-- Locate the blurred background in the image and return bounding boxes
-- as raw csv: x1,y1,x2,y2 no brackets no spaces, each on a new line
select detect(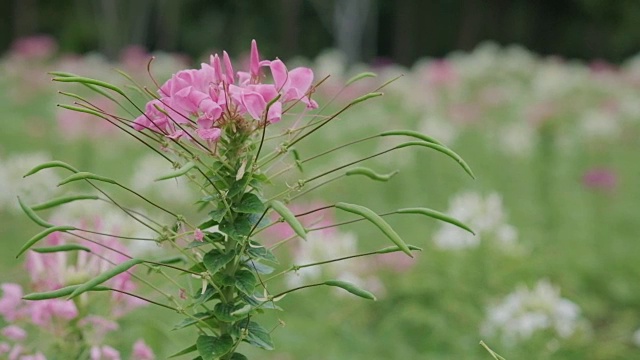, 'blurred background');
1,0,640,359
